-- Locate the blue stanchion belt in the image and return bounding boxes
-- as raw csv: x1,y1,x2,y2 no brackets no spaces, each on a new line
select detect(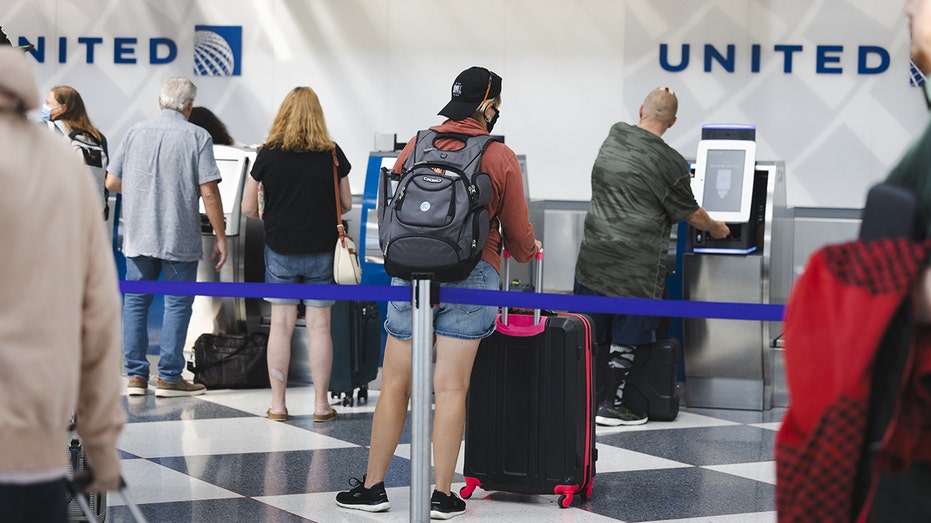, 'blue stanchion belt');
118,281,785,322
